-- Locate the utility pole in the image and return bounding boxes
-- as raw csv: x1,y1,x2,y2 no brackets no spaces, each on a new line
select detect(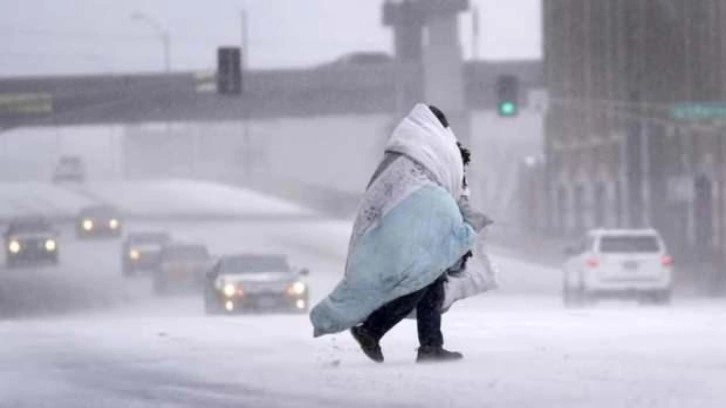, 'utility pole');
240,10,249,70
162,32,171,73
471,3,480,60
131,12,171,72
240,9,252,180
